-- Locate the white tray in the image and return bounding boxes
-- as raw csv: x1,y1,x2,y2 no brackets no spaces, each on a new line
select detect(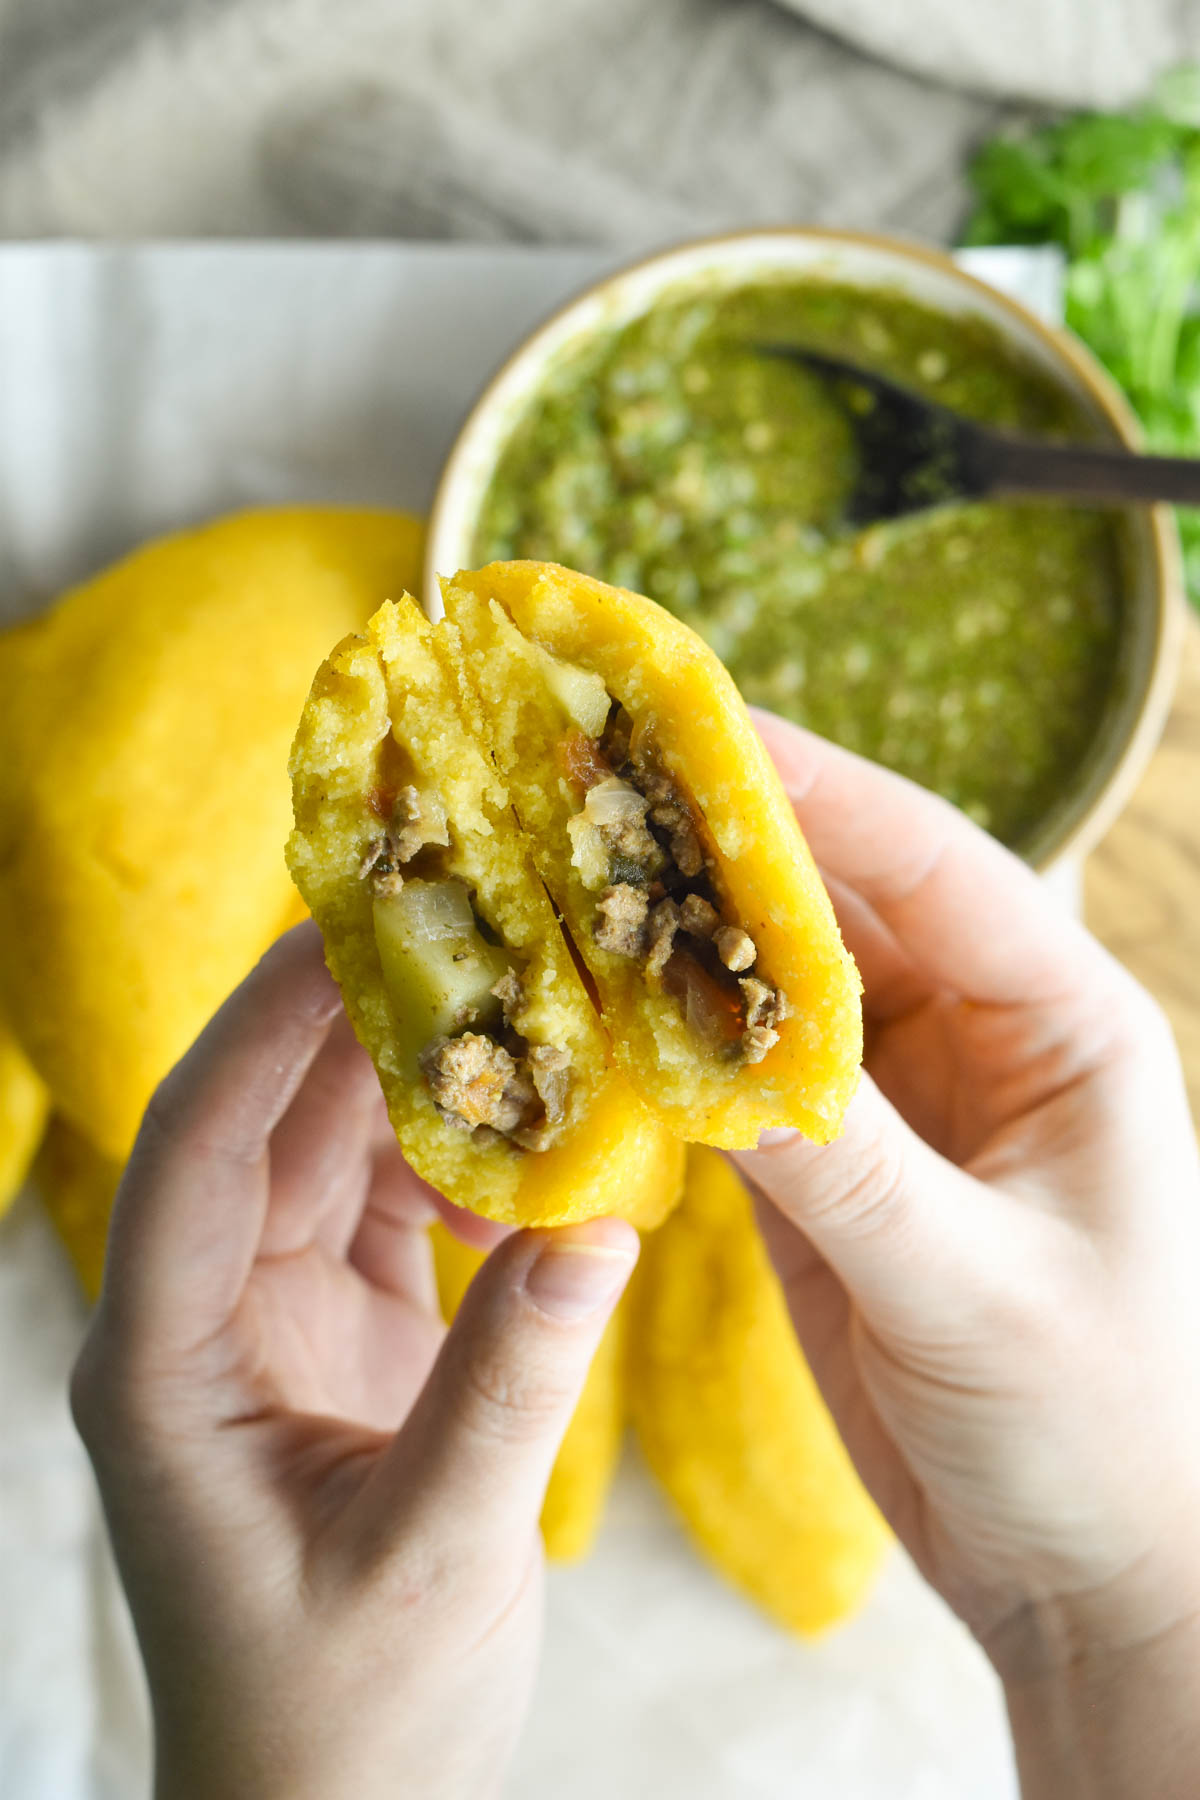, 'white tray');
0,241,1055,1800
